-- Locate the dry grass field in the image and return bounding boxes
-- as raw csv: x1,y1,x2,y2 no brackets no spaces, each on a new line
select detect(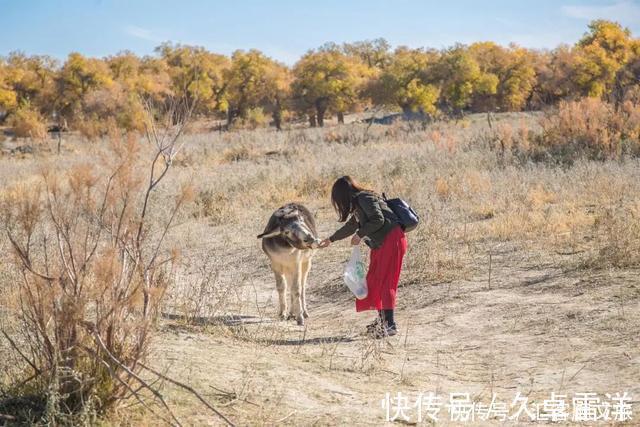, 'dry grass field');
1,111,639,425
